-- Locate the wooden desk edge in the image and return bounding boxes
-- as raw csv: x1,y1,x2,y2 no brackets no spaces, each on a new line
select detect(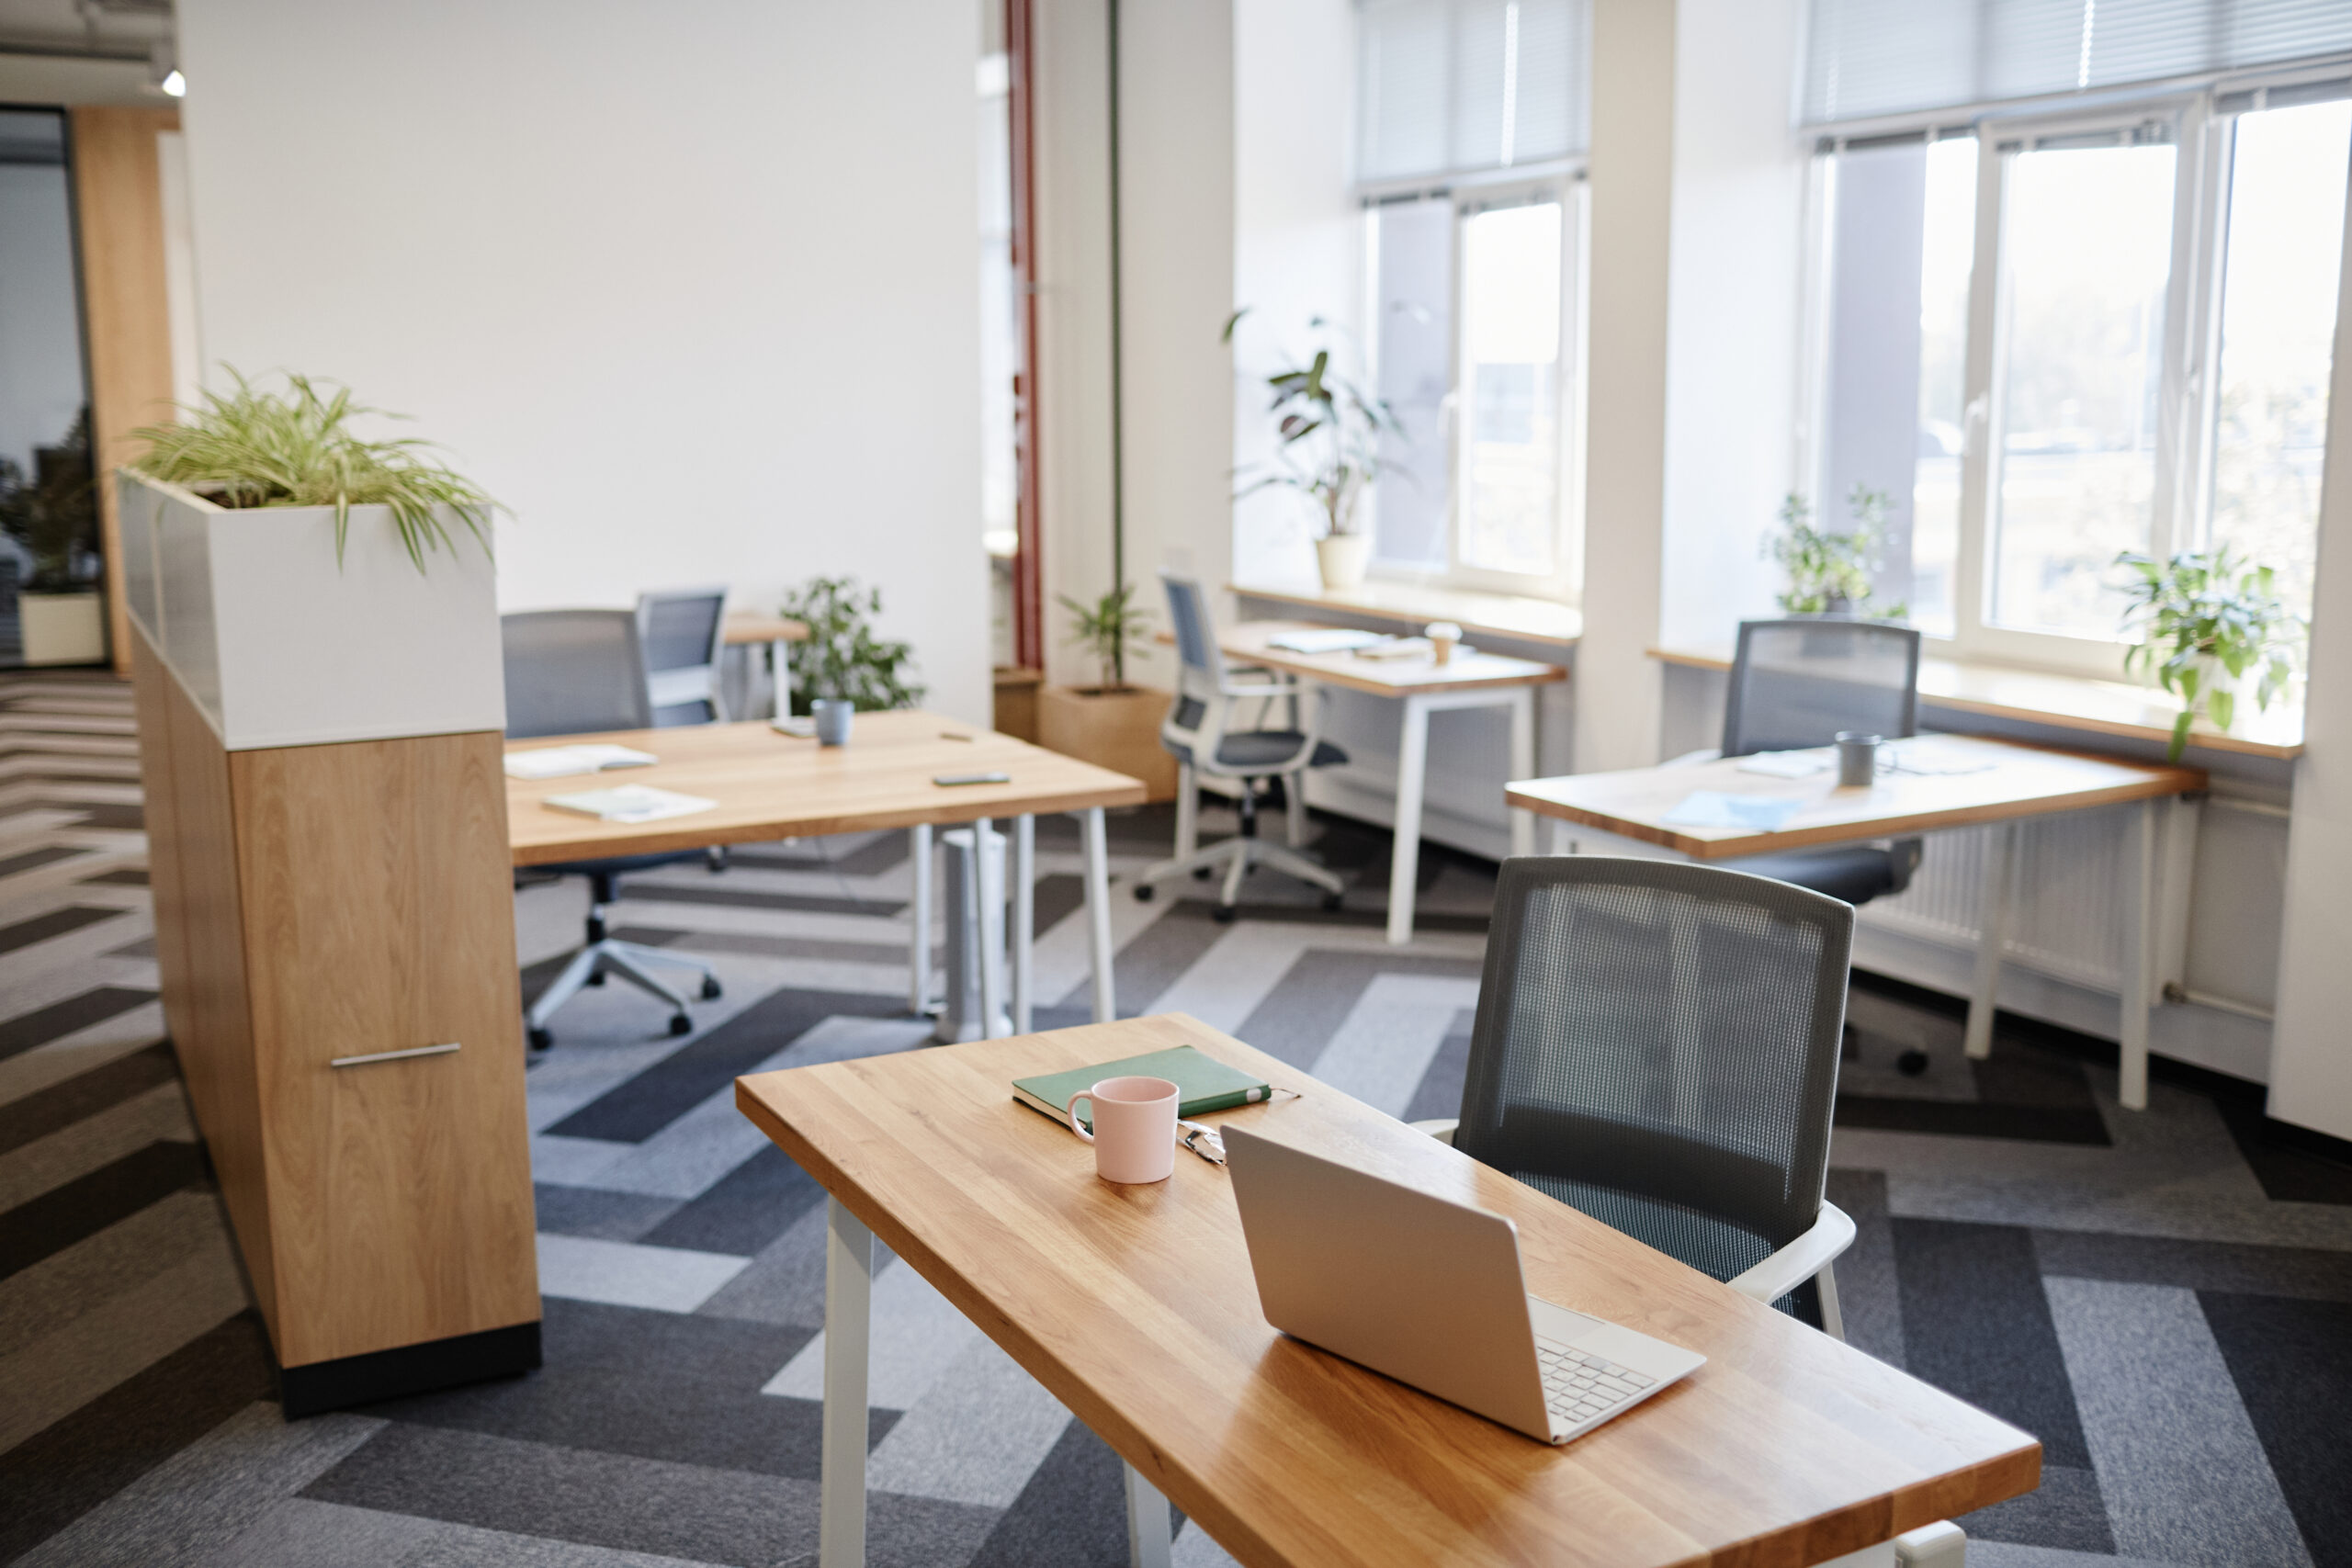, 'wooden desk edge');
1505,768,2205,860
511,779,1148,866
1229,581,1582,649
733,1020,2045,1568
